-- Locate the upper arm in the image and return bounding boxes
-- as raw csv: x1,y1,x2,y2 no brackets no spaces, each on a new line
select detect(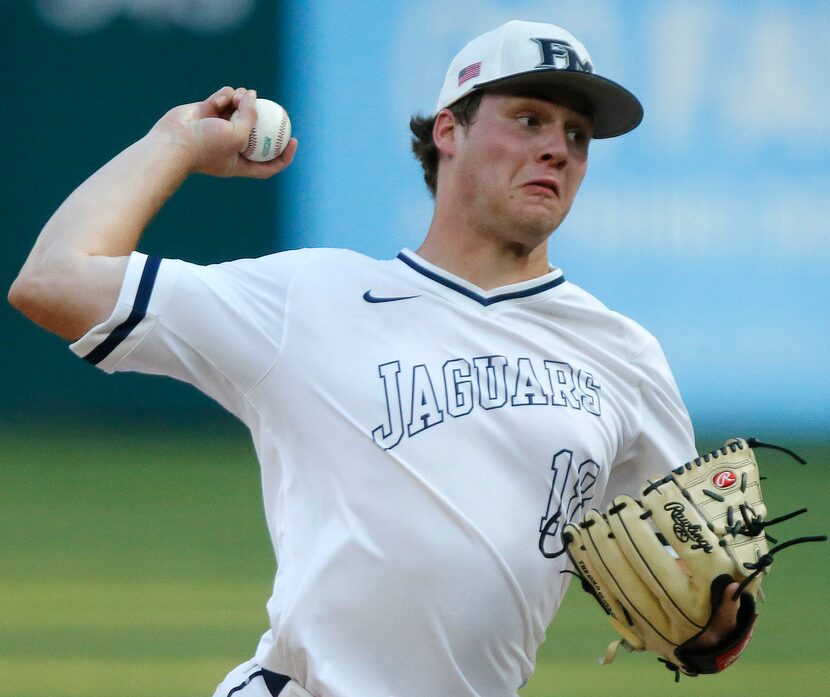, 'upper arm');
8,254,129,341
604,335,697,502
68,251,314,416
